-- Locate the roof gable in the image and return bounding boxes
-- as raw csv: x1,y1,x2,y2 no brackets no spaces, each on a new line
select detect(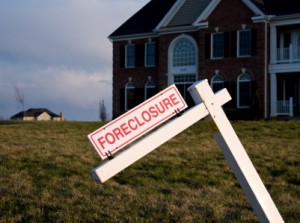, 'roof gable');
166,0,212,27
193,0,265,26
157,0,265,30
